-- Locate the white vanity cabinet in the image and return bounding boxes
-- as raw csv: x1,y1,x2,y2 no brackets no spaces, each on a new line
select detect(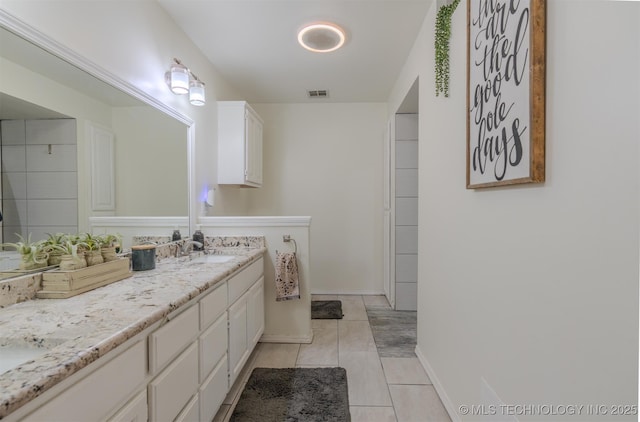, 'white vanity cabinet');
198,282,229,422
12,253,265,422
147,256,264,422
247,277,265,351
228,278,265,385
228,292,249,385
227,257,265,386
218,101,263,187
229,275,264,384
147,304,200,421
